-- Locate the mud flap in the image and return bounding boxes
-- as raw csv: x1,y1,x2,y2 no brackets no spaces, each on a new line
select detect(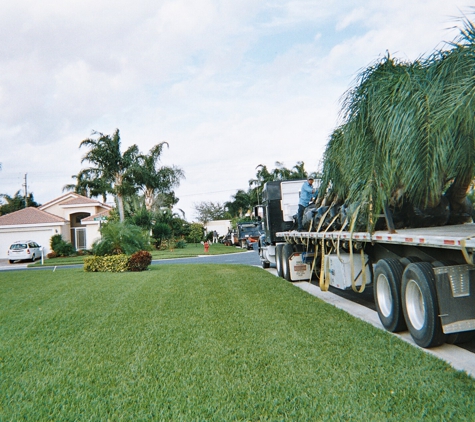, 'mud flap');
433,265,475,334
